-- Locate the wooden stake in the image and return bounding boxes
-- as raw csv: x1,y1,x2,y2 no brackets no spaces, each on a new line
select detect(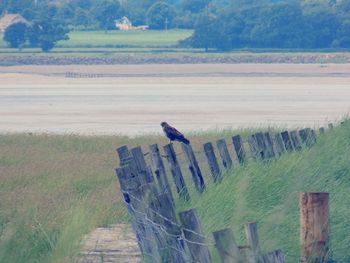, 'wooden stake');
179,209,212,263
280,131,294,152
182,143,206,193
216,139,233,171
300,192,330,263
232,135,246,164
213,228,240,263
164,143,190,201
290,130,303,151
149,144,174,204
204,142,222,182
